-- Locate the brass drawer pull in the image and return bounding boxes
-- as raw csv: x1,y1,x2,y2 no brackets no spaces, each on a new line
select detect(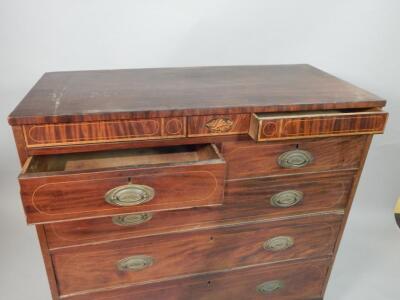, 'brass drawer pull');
270,190,303,208
117,255,154,272
278,149,313,168
112,213,153,226
105,184,155,207
256,280,284,294
263,236,294,252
